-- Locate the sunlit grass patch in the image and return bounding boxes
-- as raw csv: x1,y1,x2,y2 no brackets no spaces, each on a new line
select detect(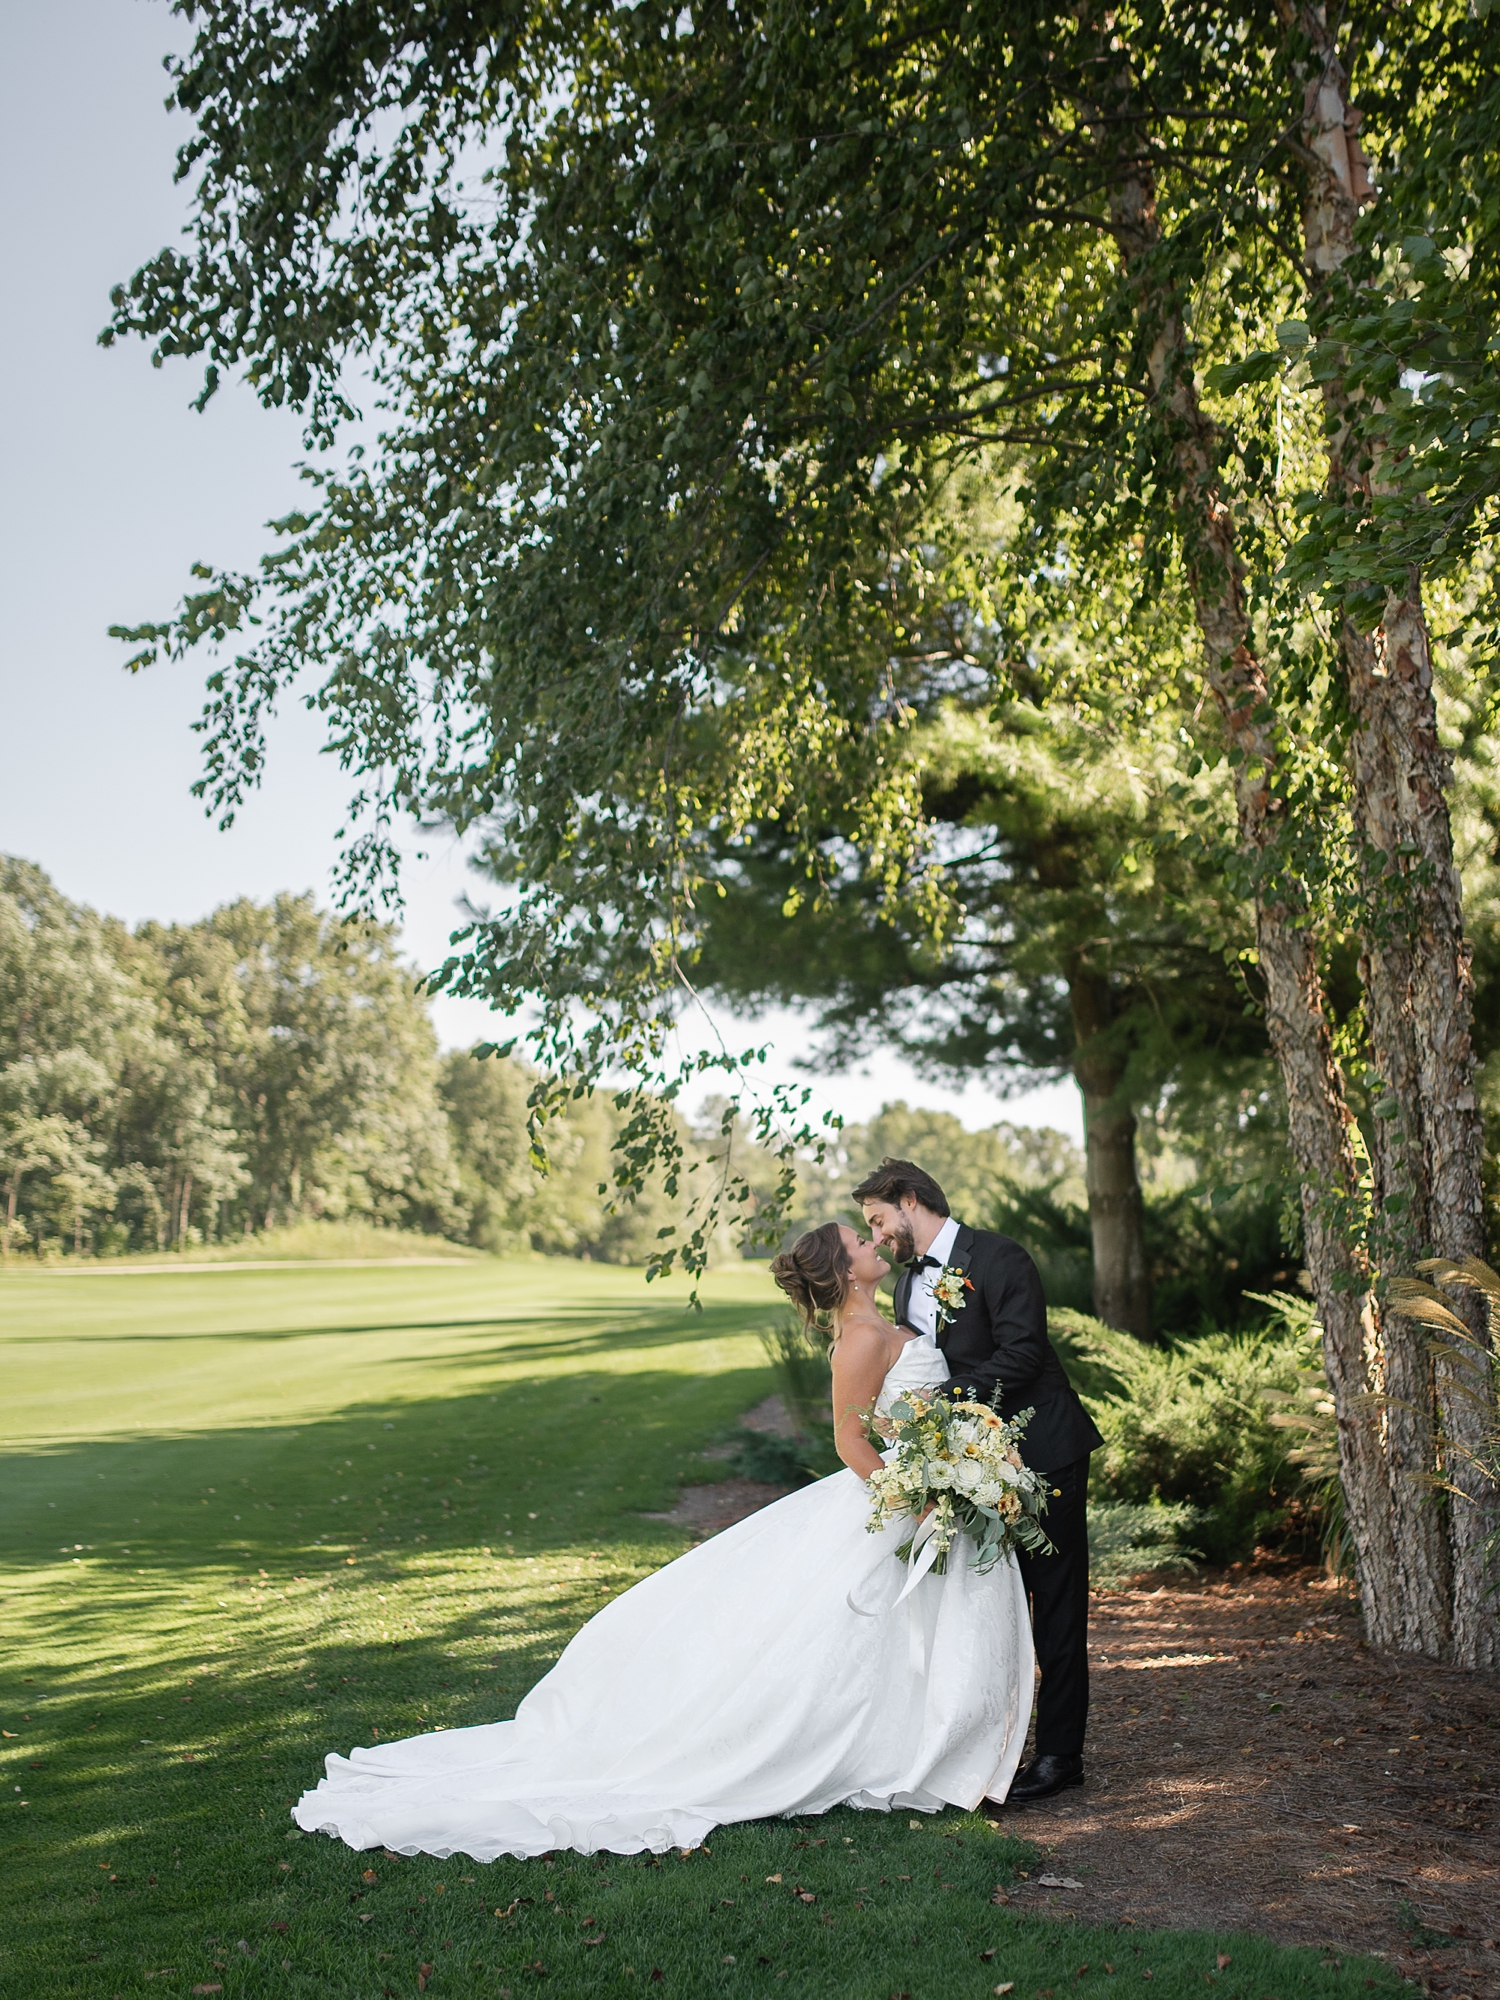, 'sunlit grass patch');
2,1260,1403,1997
